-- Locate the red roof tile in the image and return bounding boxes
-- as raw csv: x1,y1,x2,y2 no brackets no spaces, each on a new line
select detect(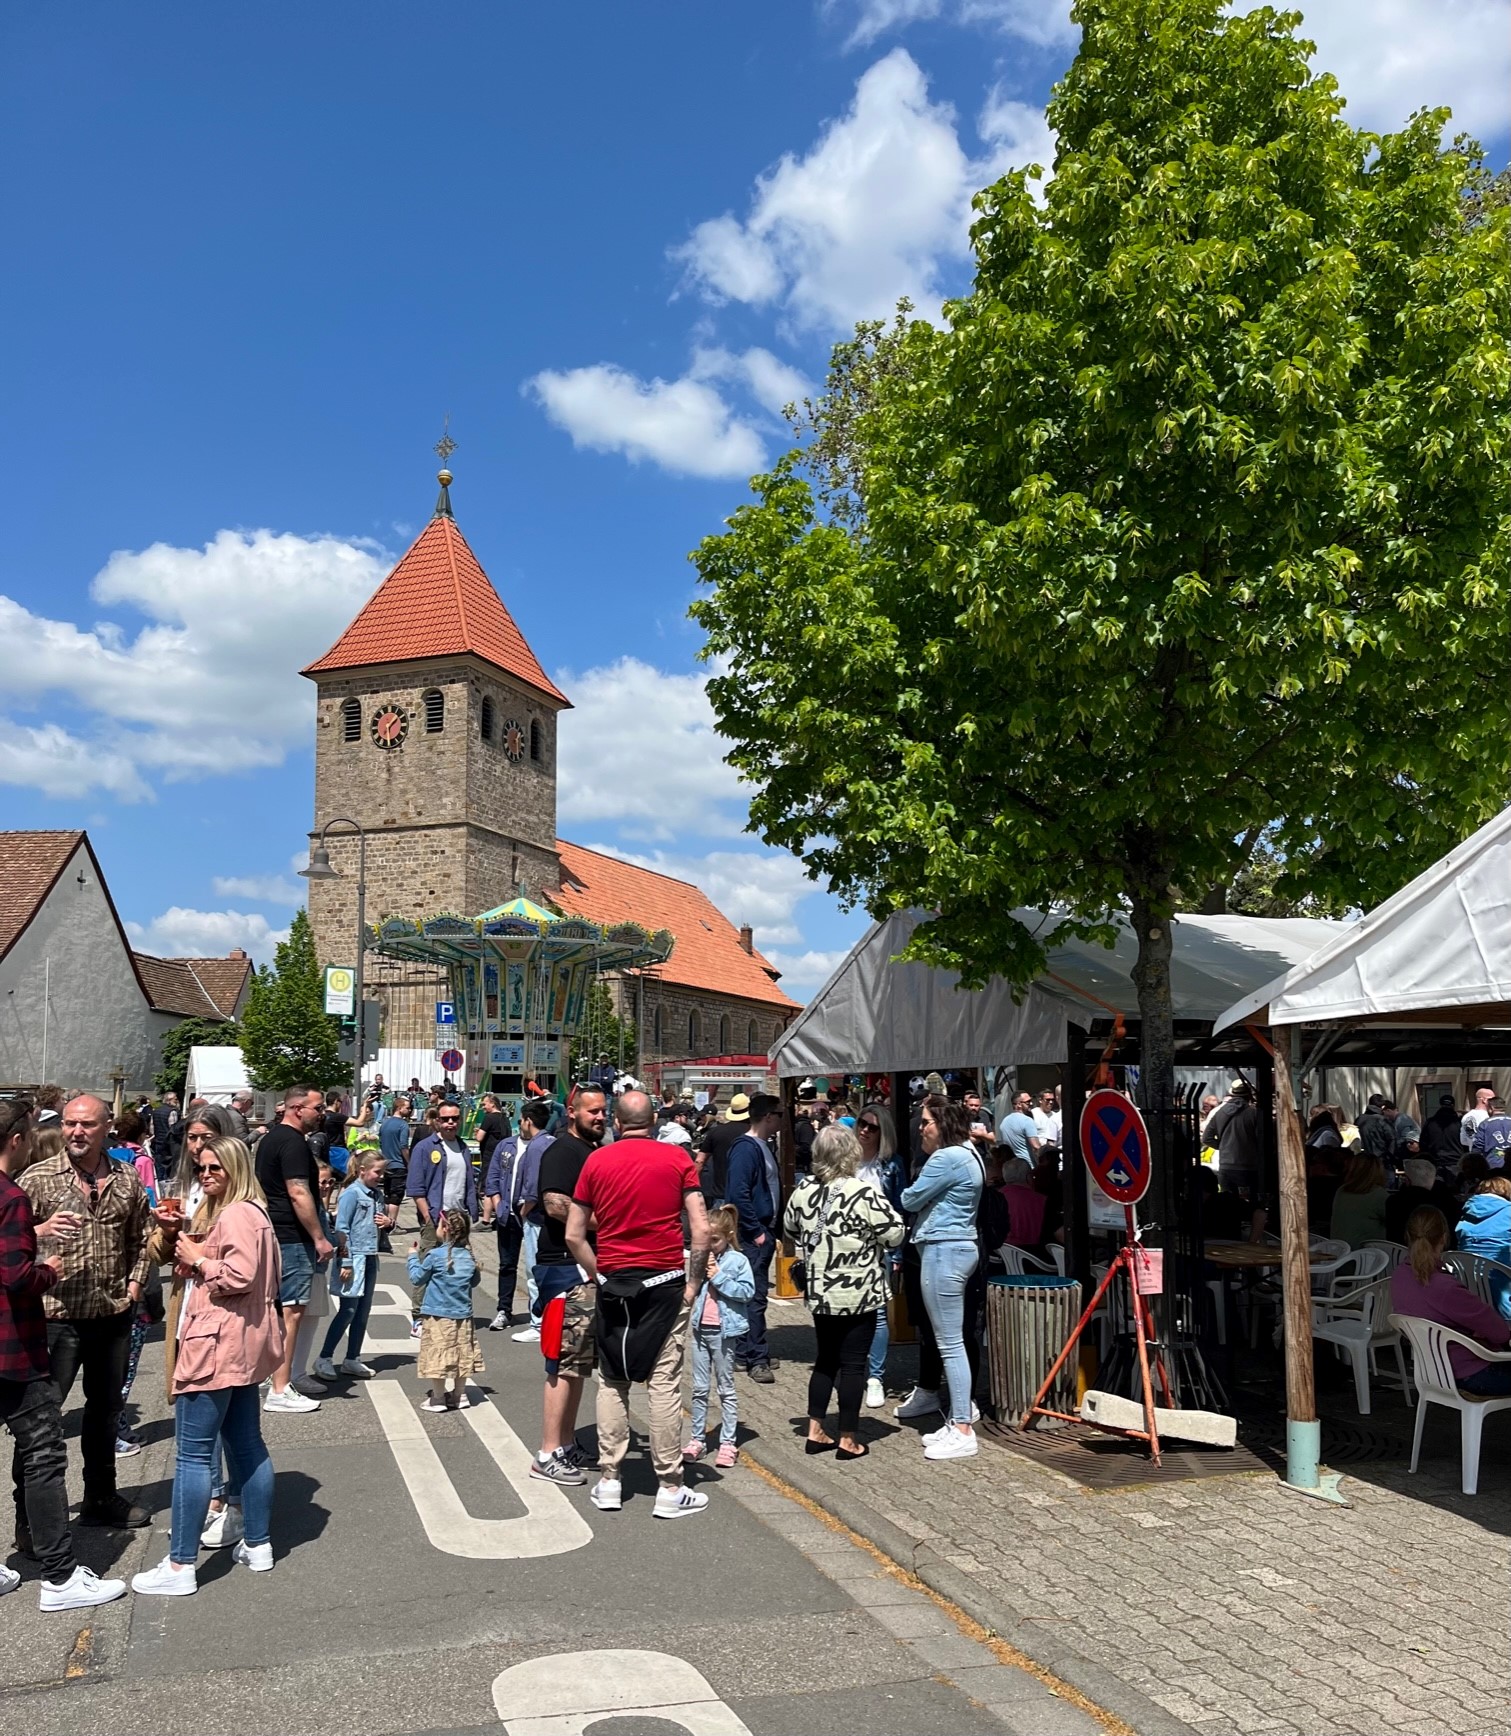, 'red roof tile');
302,512,569,705
132,953,251,1021
0,832,86,963
554,840,799,1011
